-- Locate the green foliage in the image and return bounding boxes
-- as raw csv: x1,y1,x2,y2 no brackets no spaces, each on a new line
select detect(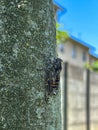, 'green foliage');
85,63,92,71
92,61,98,71
85,61,98,72
56,23,69,44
